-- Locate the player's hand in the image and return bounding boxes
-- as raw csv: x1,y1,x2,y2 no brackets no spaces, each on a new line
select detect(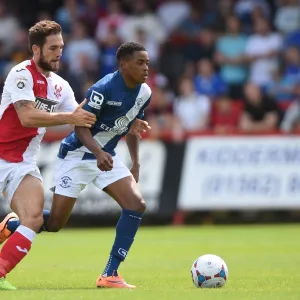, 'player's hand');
129,119,151,139
71,99,96,128
130,163,140,182
96,150,113,171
